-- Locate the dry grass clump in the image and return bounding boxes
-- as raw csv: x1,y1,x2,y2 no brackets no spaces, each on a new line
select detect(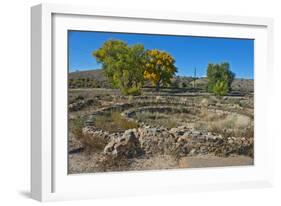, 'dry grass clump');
80,133,107,153
194,112,253,138
198,109,226,121
194,121,207,131
208,114,251,135
135,111,178,128
95,111,138,133
71,116,107,153
135,111,165,121
208,114,237,132
207,114,252,137
166,144,182,161
111,111,138,129
163,119,178,128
